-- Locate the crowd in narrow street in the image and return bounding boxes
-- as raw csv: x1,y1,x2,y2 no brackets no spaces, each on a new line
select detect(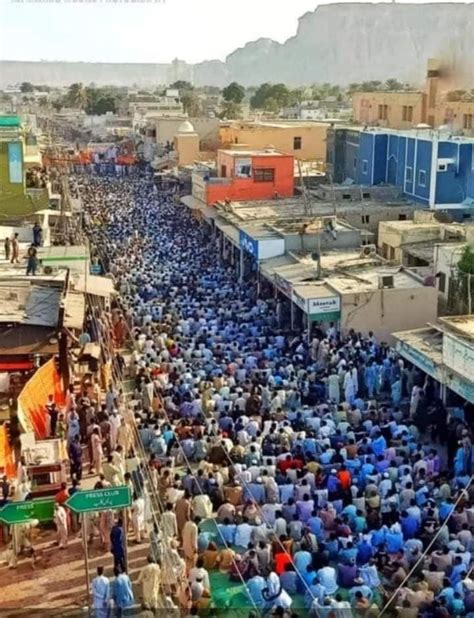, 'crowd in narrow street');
71,170,474,617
